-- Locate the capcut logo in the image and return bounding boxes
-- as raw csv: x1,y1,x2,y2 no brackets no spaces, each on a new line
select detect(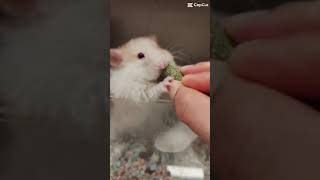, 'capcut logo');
187,3,194,7
187,2,209,8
